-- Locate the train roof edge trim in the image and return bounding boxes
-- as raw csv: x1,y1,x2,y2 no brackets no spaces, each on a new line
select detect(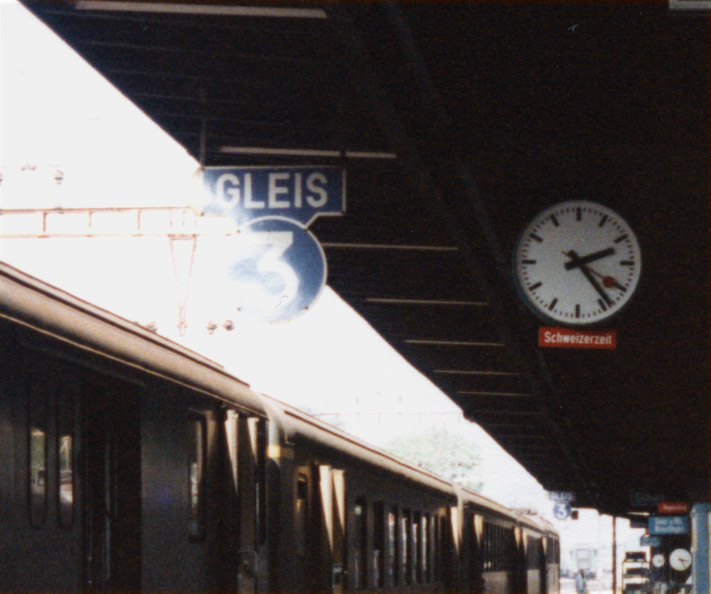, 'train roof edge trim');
453,483,520,522
264,394,559,533
262,393,457,494
0,261,266,416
